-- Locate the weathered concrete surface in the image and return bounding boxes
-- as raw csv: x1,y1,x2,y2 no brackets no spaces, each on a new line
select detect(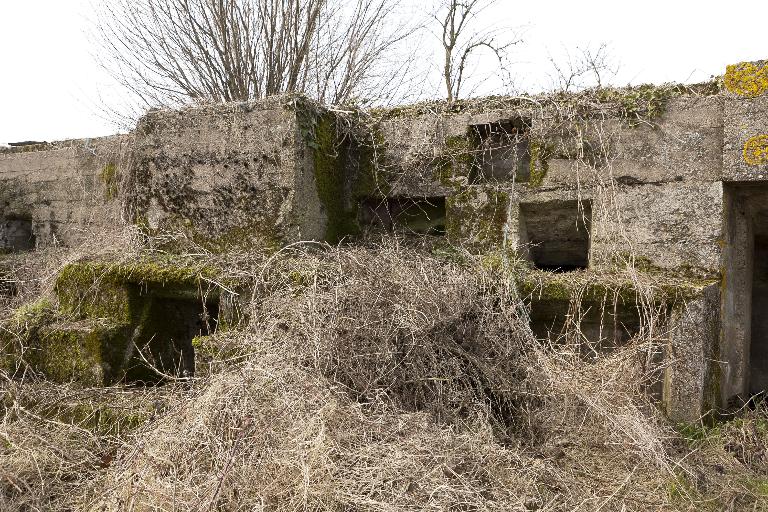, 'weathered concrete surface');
750,233,768,395
0,136,129,249
0,217,34,251
128,97,328,250
528,295,641,349
720,184,754,404
538,96,723,189
722,60,768,181
611,96,723,184
446,185,510,251
663,284,721,423
375,114,456,197
723,94,768,181
589,181,723,274
519,199,591,269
